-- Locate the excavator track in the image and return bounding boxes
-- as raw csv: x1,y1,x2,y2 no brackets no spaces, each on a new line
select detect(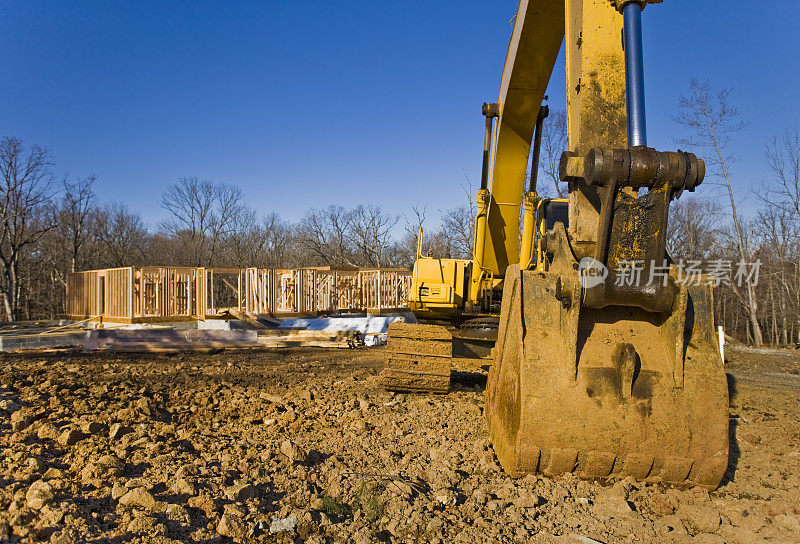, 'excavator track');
381,322,452,394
